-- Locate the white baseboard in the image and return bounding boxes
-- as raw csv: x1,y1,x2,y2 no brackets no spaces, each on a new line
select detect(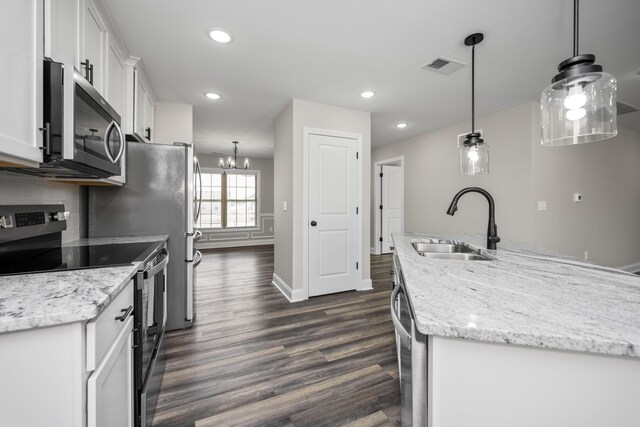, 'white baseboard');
272,273,307,302
358,278,373,291
619,261,640,273
197,239,274,250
